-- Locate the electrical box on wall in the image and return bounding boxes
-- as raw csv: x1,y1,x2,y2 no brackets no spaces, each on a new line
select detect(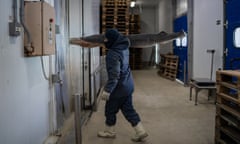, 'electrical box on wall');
24,1,55,56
